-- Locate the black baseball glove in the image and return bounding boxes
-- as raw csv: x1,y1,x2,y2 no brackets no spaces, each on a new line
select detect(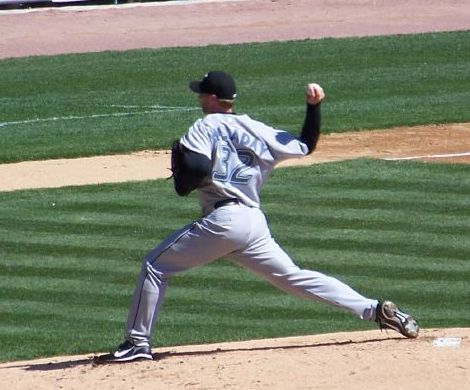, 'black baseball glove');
170,140,212,196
